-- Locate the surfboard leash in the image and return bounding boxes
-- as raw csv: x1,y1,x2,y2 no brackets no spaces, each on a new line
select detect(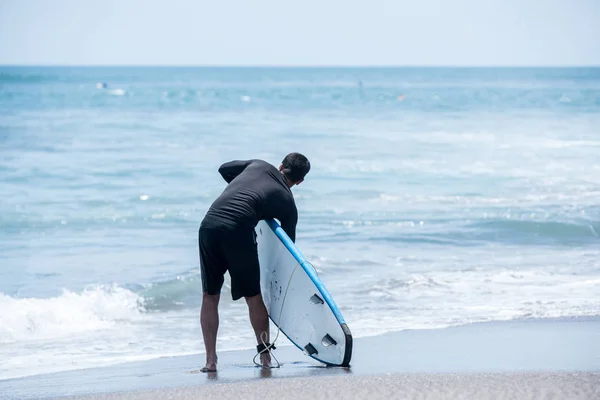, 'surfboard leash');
252,261,304,369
